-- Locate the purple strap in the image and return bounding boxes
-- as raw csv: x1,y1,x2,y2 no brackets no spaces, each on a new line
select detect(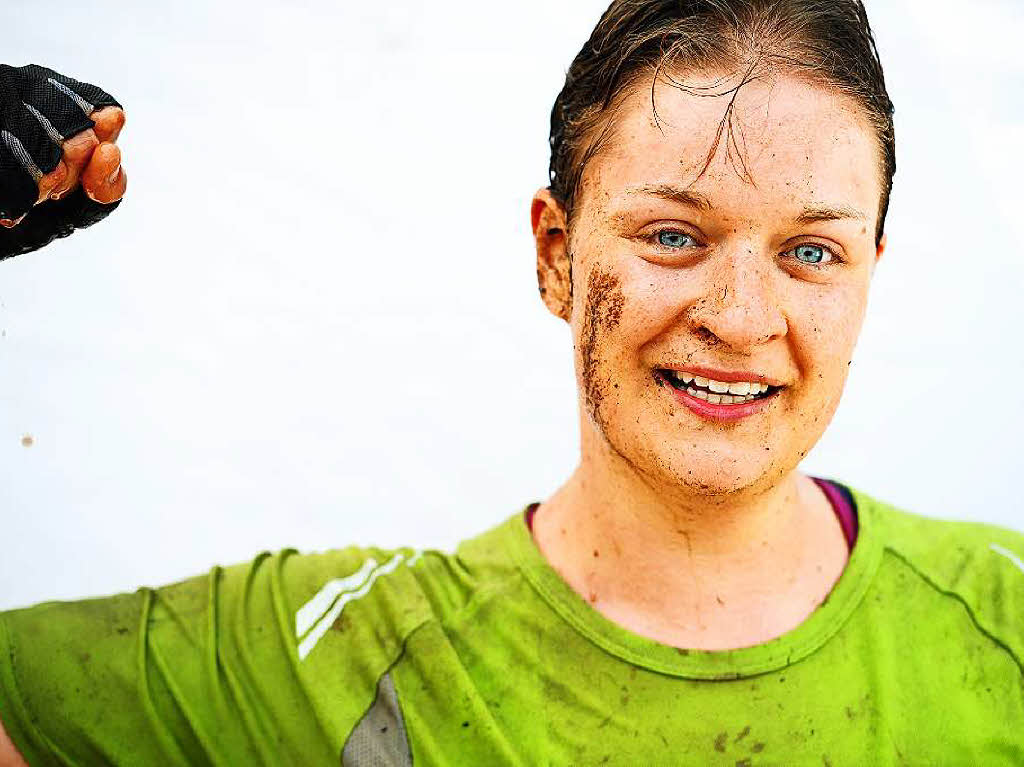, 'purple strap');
525,478,859,552
811,477,859,551
525,503,539,532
